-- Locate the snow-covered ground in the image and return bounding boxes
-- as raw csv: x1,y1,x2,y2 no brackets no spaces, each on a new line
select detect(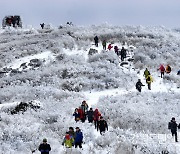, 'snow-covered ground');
0,25,180,154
